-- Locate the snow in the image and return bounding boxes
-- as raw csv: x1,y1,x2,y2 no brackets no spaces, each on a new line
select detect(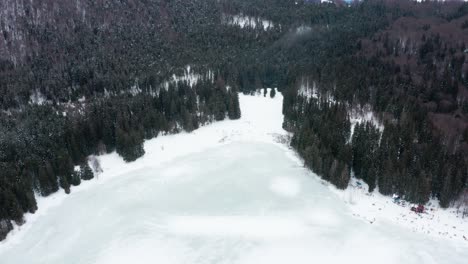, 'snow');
161,65,214,90
336,177,468,243
29,89,48,105
1,89,467,263
165,215,308,239
298,78,319,99
297,78,336,105
222,14,274,31
295,25,312,35
297,78,383,140
348,105,384,140
270,176,301,198
129,80,142,96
